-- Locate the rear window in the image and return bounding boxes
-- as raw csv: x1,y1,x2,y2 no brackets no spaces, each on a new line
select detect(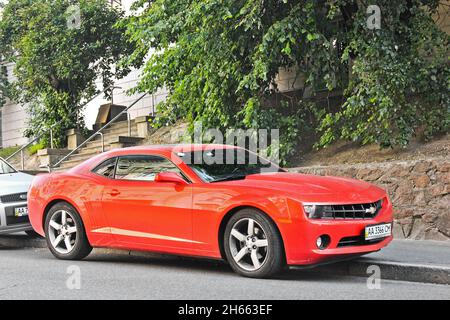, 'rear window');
92,157,117,178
